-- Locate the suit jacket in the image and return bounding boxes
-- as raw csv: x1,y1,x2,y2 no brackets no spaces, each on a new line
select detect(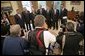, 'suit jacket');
22,11,30,23
2,36,28,55
76,23,84,36
37,8,46,18
51,9,59,21
46,9,51,21
60,8,68,18
29,12,35,21
14,14,24,27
